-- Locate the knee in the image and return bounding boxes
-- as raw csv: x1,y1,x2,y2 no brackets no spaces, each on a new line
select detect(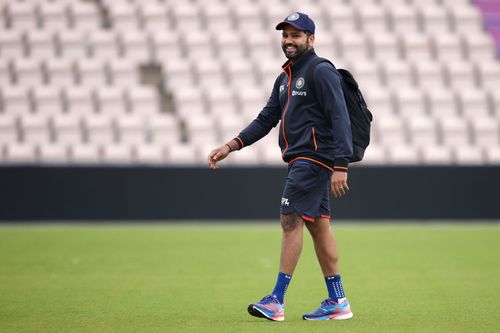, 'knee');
305,219,330,238
280,213,303,233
